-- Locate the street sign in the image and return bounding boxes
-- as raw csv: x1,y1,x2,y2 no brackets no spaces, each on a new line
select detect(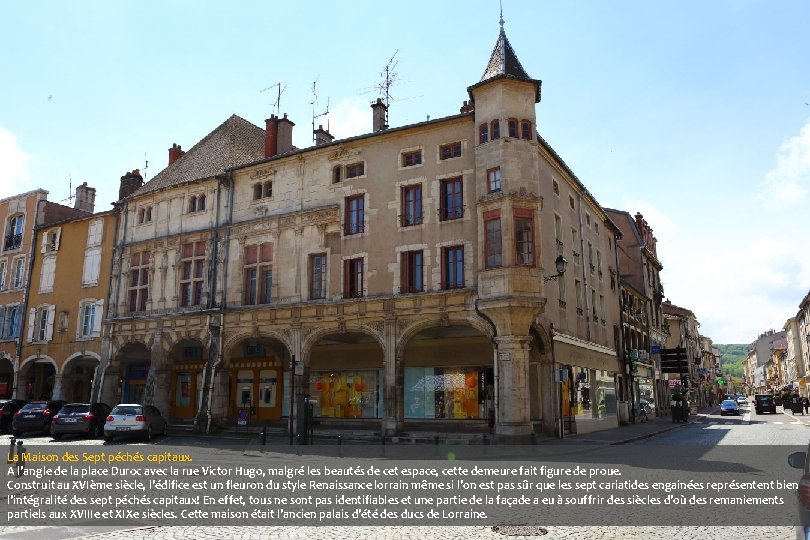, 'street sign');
660,346,687,375
651,345,661,354
237,409,248,426
294,361,304,376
